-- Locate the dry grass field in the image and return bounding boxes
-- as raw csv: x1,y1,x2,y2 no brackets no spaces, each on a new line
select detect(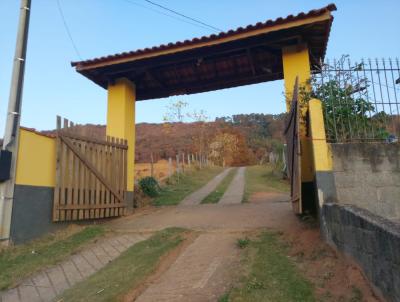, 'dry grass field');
135,159,198,181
